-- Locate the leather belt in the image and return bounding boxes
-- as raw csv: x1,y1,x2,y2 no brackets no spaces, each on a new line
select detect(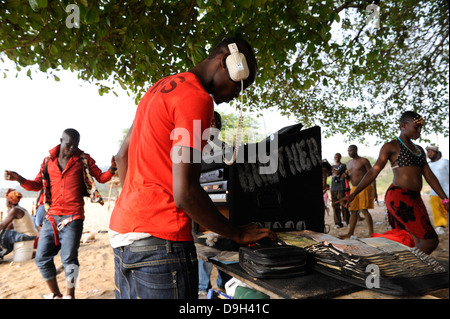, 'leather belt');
129,236,194,253
46,214,84,246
